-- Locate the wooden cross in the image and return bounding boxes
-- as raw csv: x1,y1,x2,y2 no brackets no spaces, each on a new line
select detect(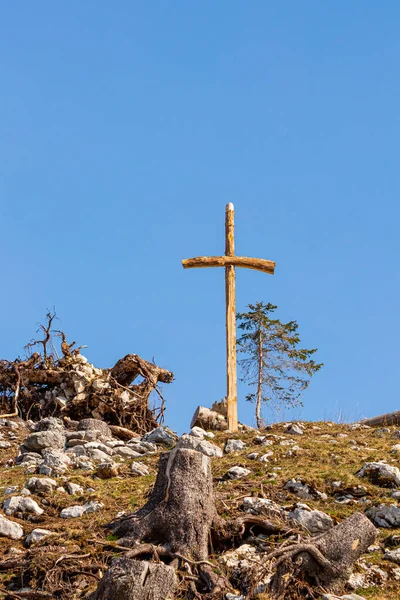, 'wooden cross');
182,203,276,432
